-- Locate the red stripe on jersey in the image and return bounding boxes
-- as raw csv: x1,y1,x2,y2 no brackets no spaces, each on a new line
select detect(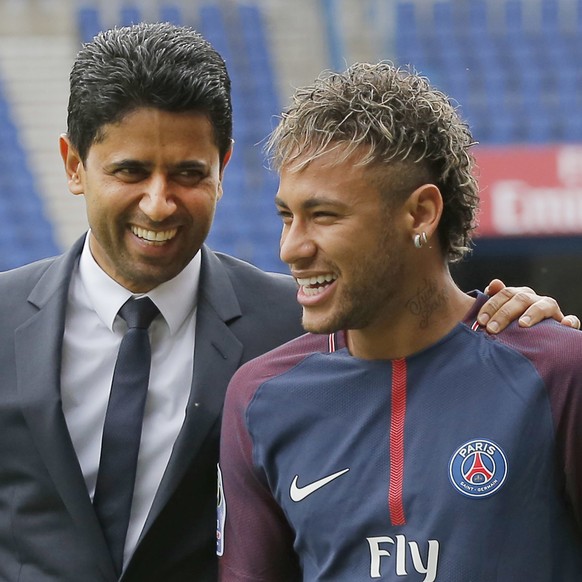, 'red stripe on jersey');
389,358,407,526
